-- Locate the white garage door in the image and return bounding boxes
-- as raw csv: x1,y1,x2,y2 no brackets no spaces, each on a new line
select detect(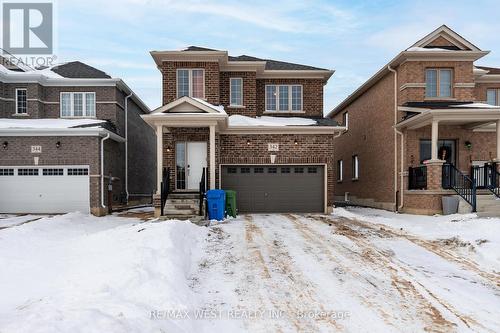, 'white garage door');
0,166,90,214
